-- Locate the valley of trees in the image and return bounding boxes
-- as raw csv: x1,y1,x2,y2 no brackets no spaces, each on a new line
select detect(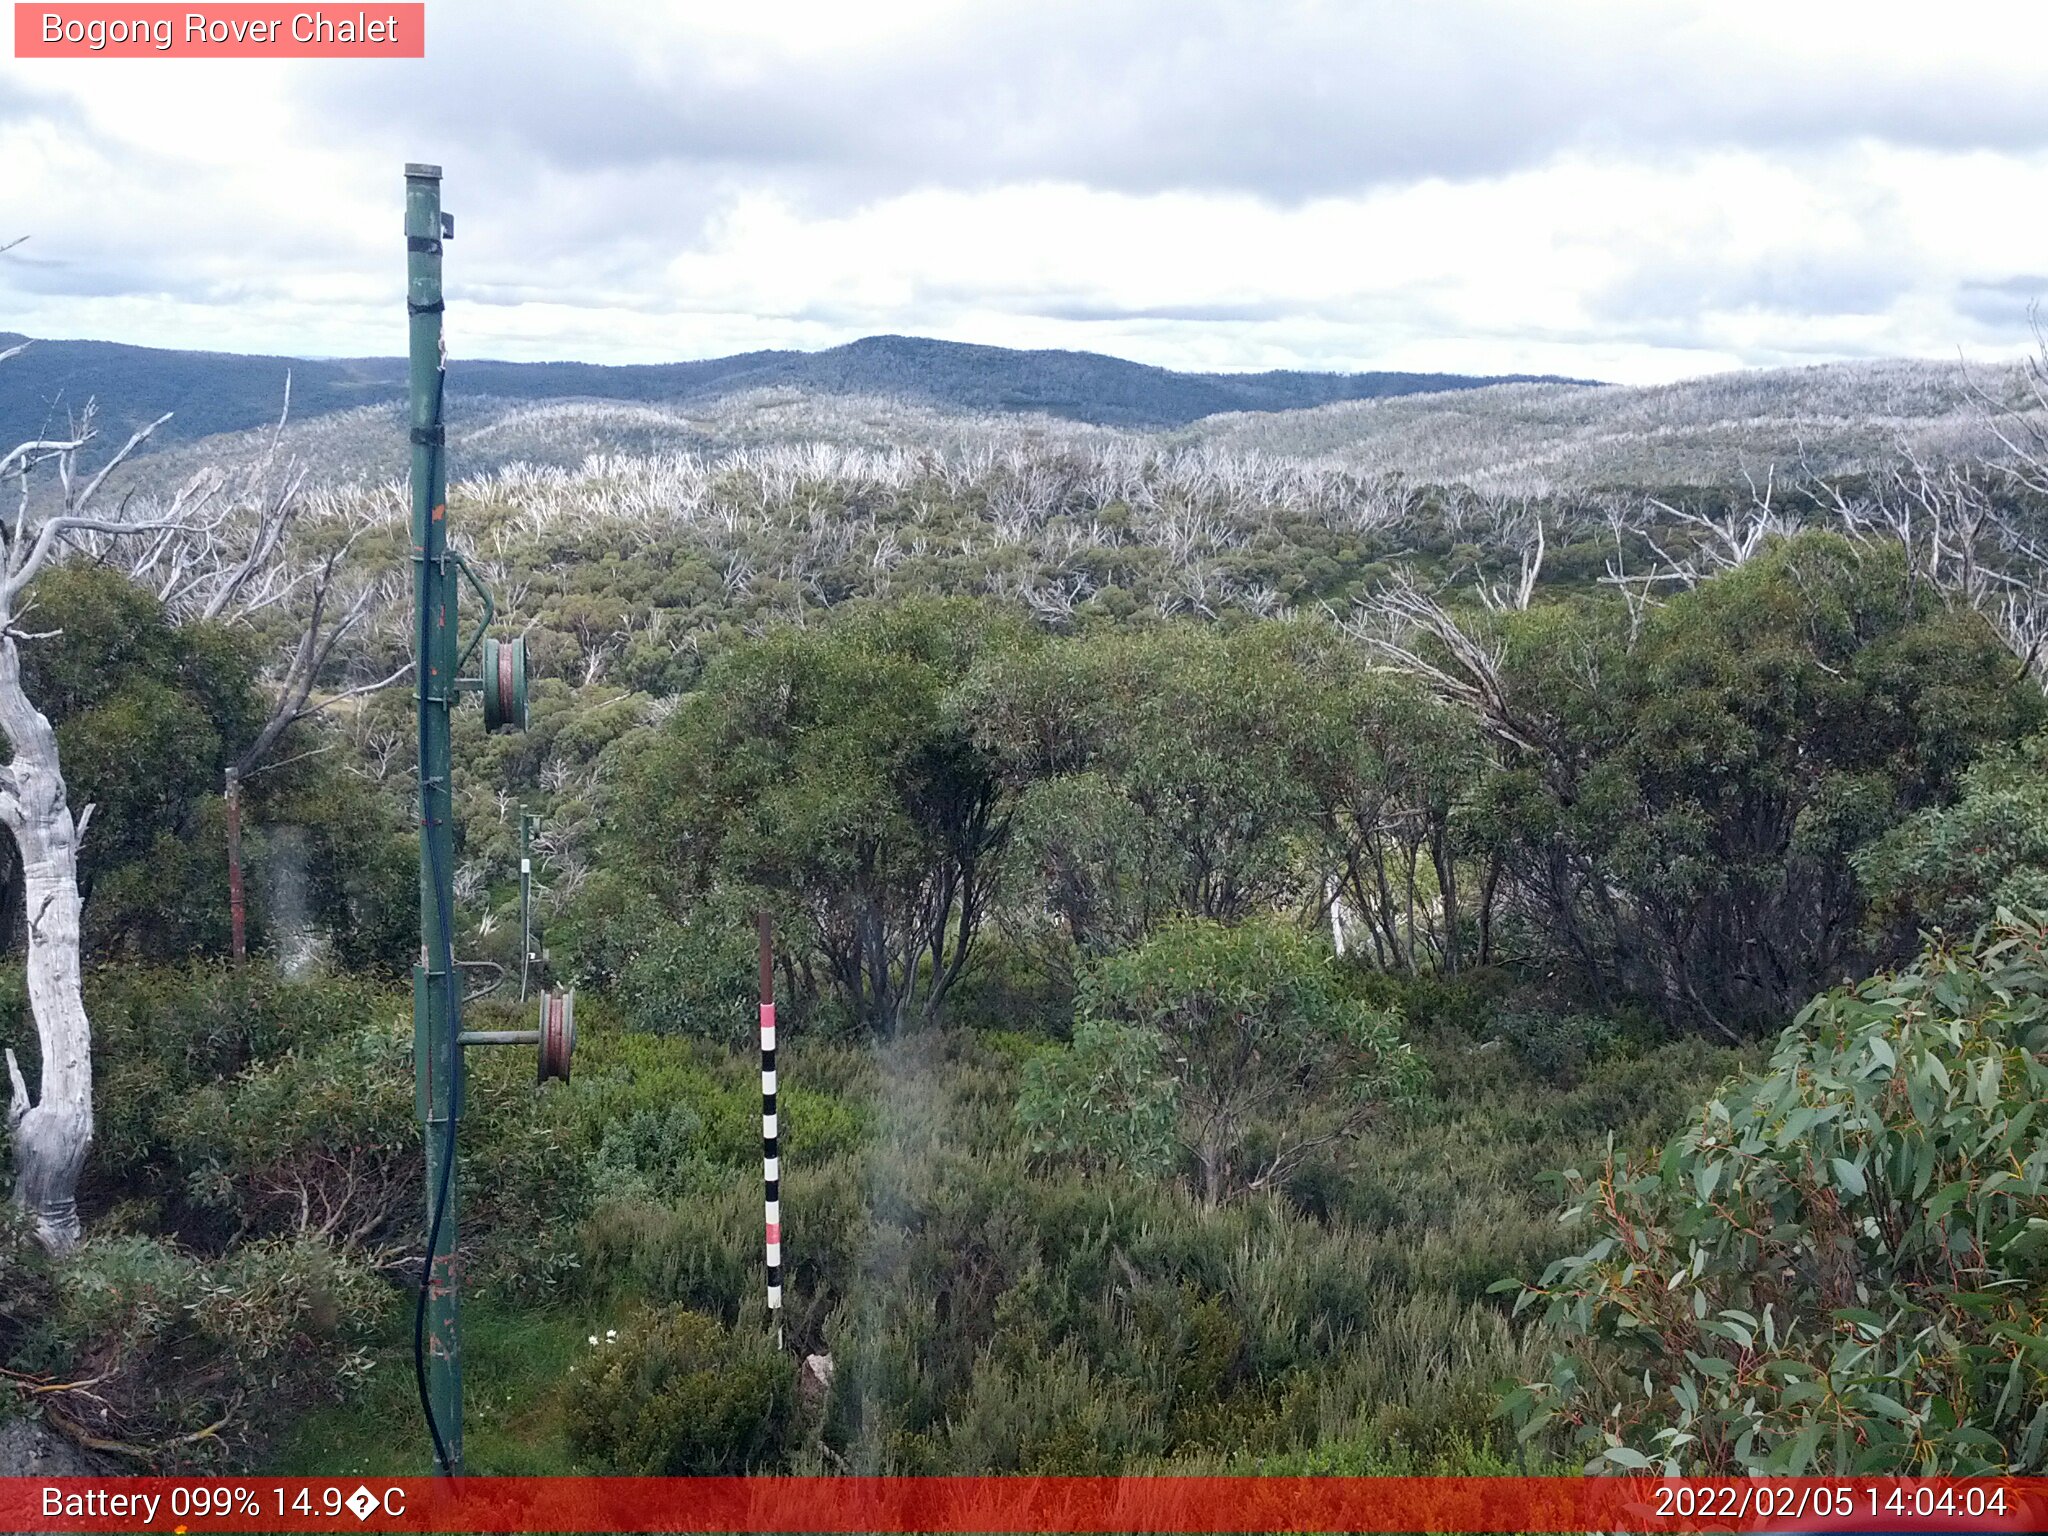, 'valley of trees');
3,343,2048,1477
